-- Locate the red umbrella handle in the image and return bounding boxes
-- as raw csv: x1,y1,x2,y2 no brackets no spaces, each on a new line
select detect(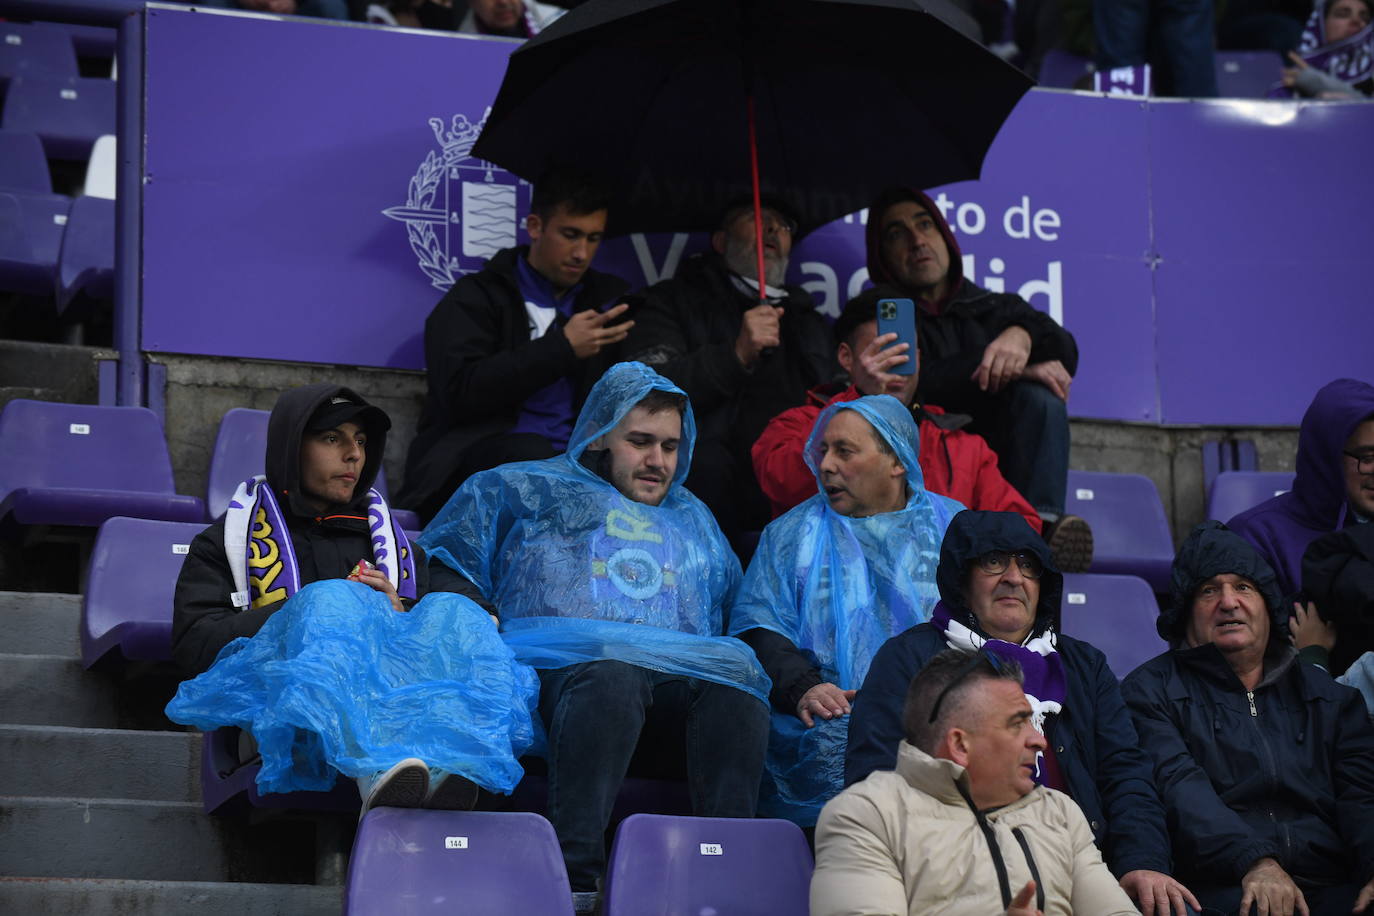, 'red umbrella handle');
747,93,766,304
